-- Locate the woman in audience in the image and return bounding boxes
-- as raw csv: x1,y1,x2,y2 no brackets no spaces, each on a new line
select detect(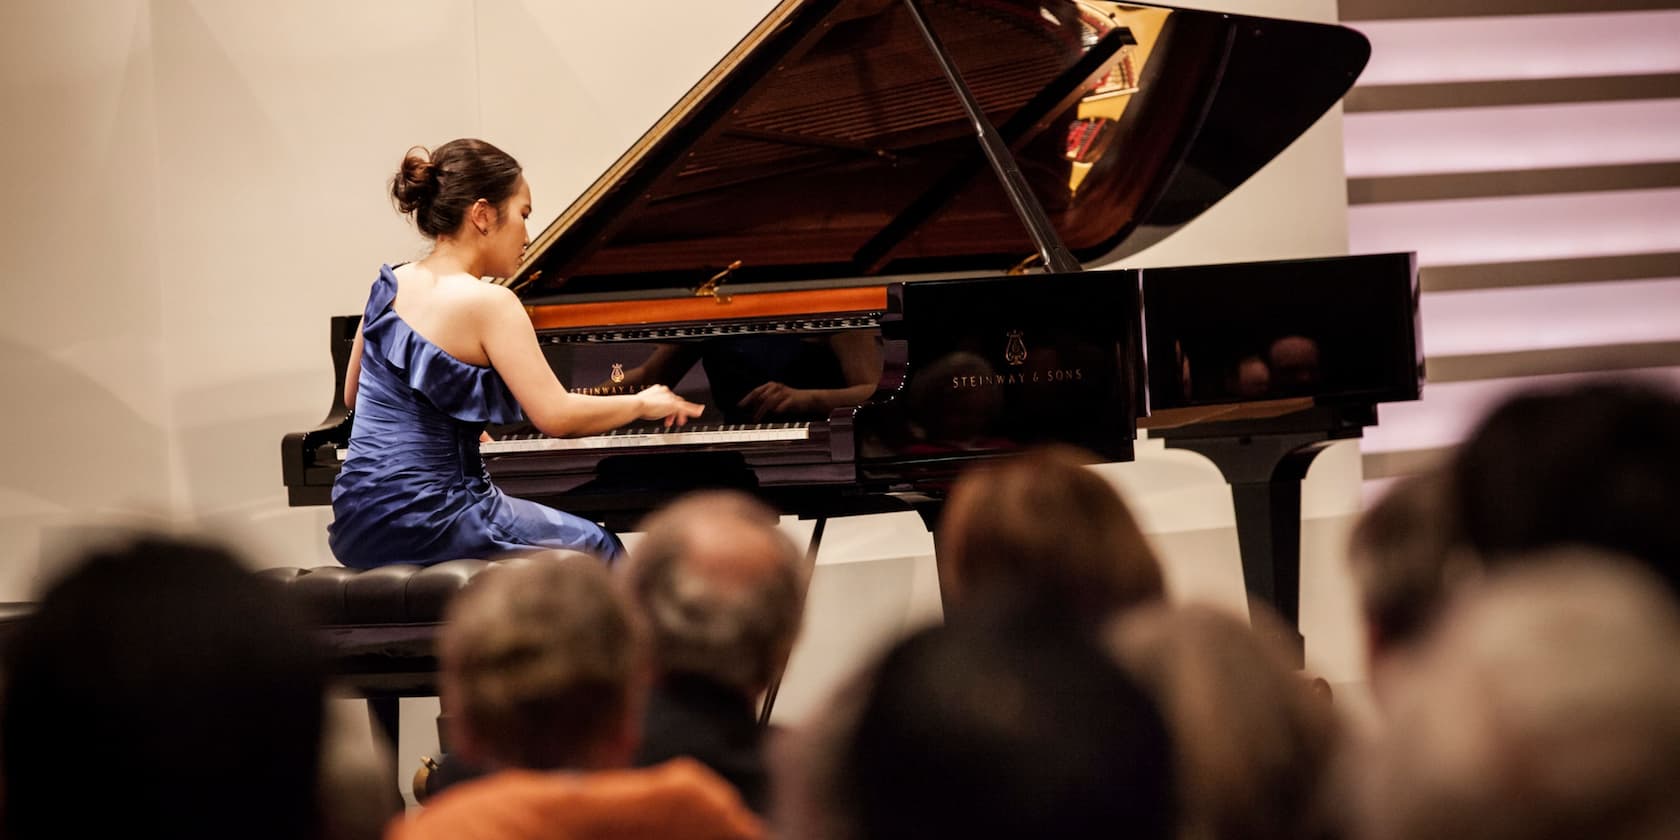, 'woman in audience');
0,535,331,840
328,139,702,569
1111,604,1340,840
936,444,1165,628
